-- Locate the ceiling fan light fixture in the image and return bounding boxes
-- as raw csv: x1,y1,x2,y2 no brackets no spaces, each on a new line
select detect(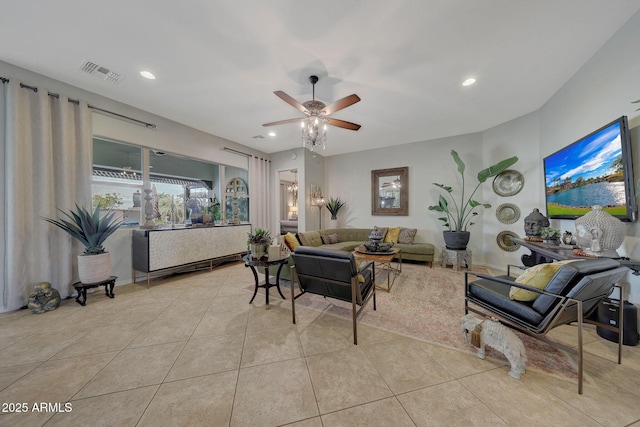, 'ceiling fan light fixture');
301,116,327,152
264,74,360,152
